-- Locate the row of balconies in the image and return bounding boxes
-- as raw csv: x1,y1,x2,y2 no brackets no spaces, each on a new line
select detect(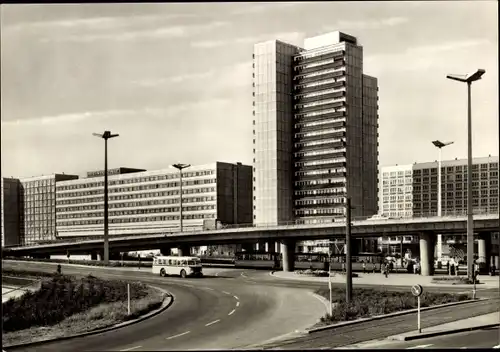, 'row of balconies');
294,59,345,76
